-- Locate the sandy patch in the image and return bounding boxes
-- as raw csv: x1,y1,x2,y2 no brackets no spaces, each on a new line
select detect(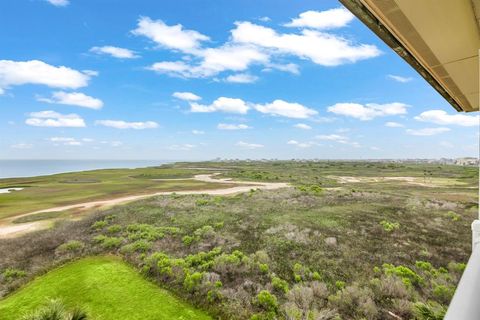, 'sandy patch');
330,175,465,188
0,173,289,238
0,187,24,194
